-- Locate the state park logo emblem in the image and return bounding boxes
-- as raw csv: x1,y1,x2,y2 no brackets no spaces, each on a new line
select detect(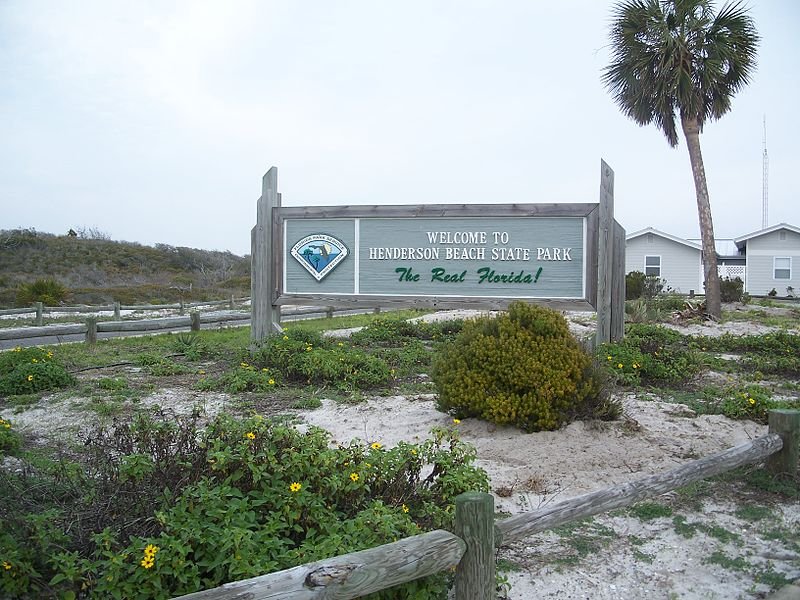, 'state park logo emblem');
290,234,349,282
